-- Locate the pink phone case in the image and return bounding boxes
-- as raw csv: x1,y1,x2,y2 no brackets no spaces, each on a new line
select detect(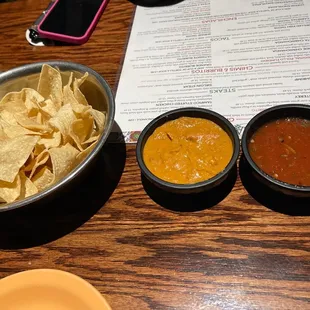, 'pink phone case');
37,0,109,45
